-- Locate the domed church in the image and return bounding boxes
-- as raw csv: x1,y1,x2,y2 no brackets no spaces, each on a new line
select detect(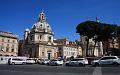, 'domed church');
22,11,58,59
20,11,82,60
